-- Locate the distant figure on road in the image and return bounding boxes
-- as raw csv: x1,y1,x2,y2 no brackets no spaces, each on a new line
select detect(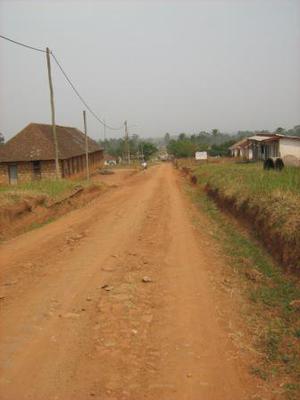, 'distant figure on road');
141,161,147,170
